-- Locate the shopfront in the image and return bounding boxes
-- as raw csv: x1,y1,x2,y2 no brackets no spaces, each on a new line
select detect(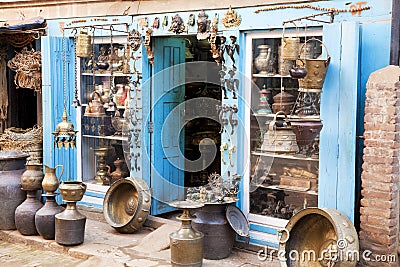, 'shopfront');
41,0,392,248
